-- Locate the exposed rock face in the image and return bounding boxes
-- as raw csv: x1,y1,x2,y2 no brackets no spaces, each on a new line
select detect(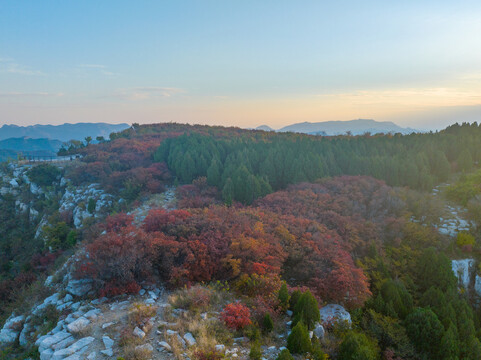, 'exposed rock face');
452,259,475,289
319,304,351,326
0,314,25,345
66,317,90,334
66,278,93,297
